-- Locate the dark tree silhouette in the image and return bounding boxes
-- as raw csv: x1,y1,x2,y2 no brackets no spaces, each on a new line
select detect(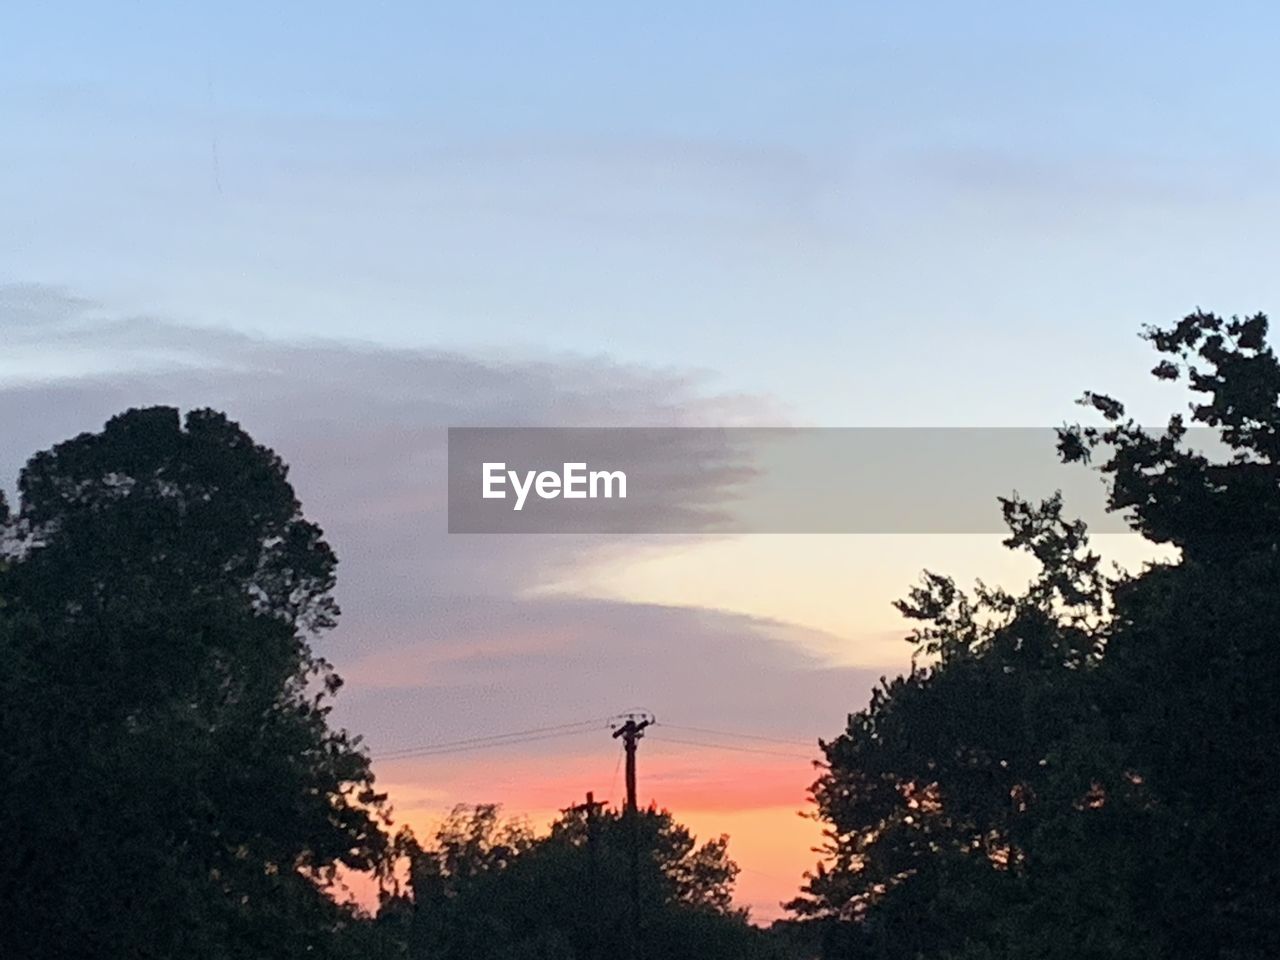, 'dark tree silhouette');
392,803,790,960
1058,312,1280,958
0,407,391,959
796,312,1280,959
